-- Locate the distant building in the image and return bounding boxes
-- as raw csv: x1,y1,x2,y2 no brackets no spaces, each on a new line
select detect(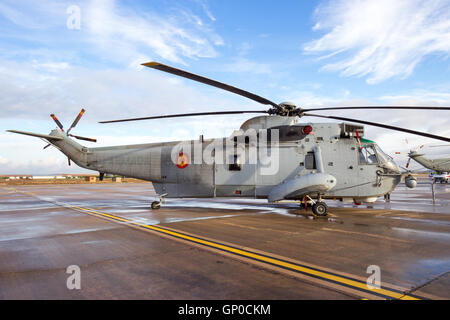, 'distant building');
85,176,97,183
33,175,65,180
0,175,32,180
0,174,99,180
